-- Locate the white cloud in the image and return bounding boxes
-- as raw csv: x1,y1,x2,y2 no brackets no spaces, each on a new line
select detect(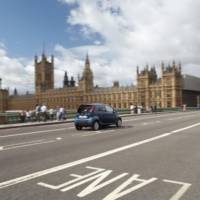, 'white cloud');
0,42,5,49
0,44,34,94
1,0,200,93
58,0,77,4
59,0,200,86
